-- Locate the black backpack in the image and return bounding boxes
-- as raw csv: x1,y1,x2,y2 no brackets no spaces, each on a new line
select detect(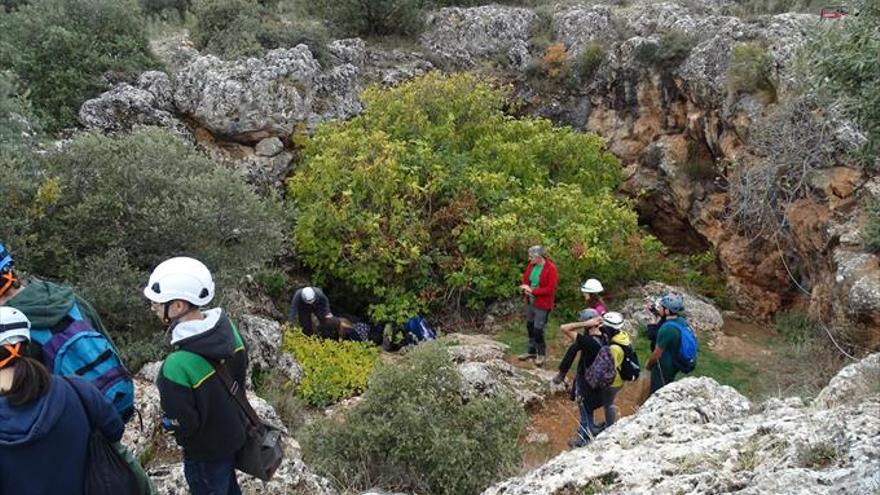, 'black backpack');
612,342,641,381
